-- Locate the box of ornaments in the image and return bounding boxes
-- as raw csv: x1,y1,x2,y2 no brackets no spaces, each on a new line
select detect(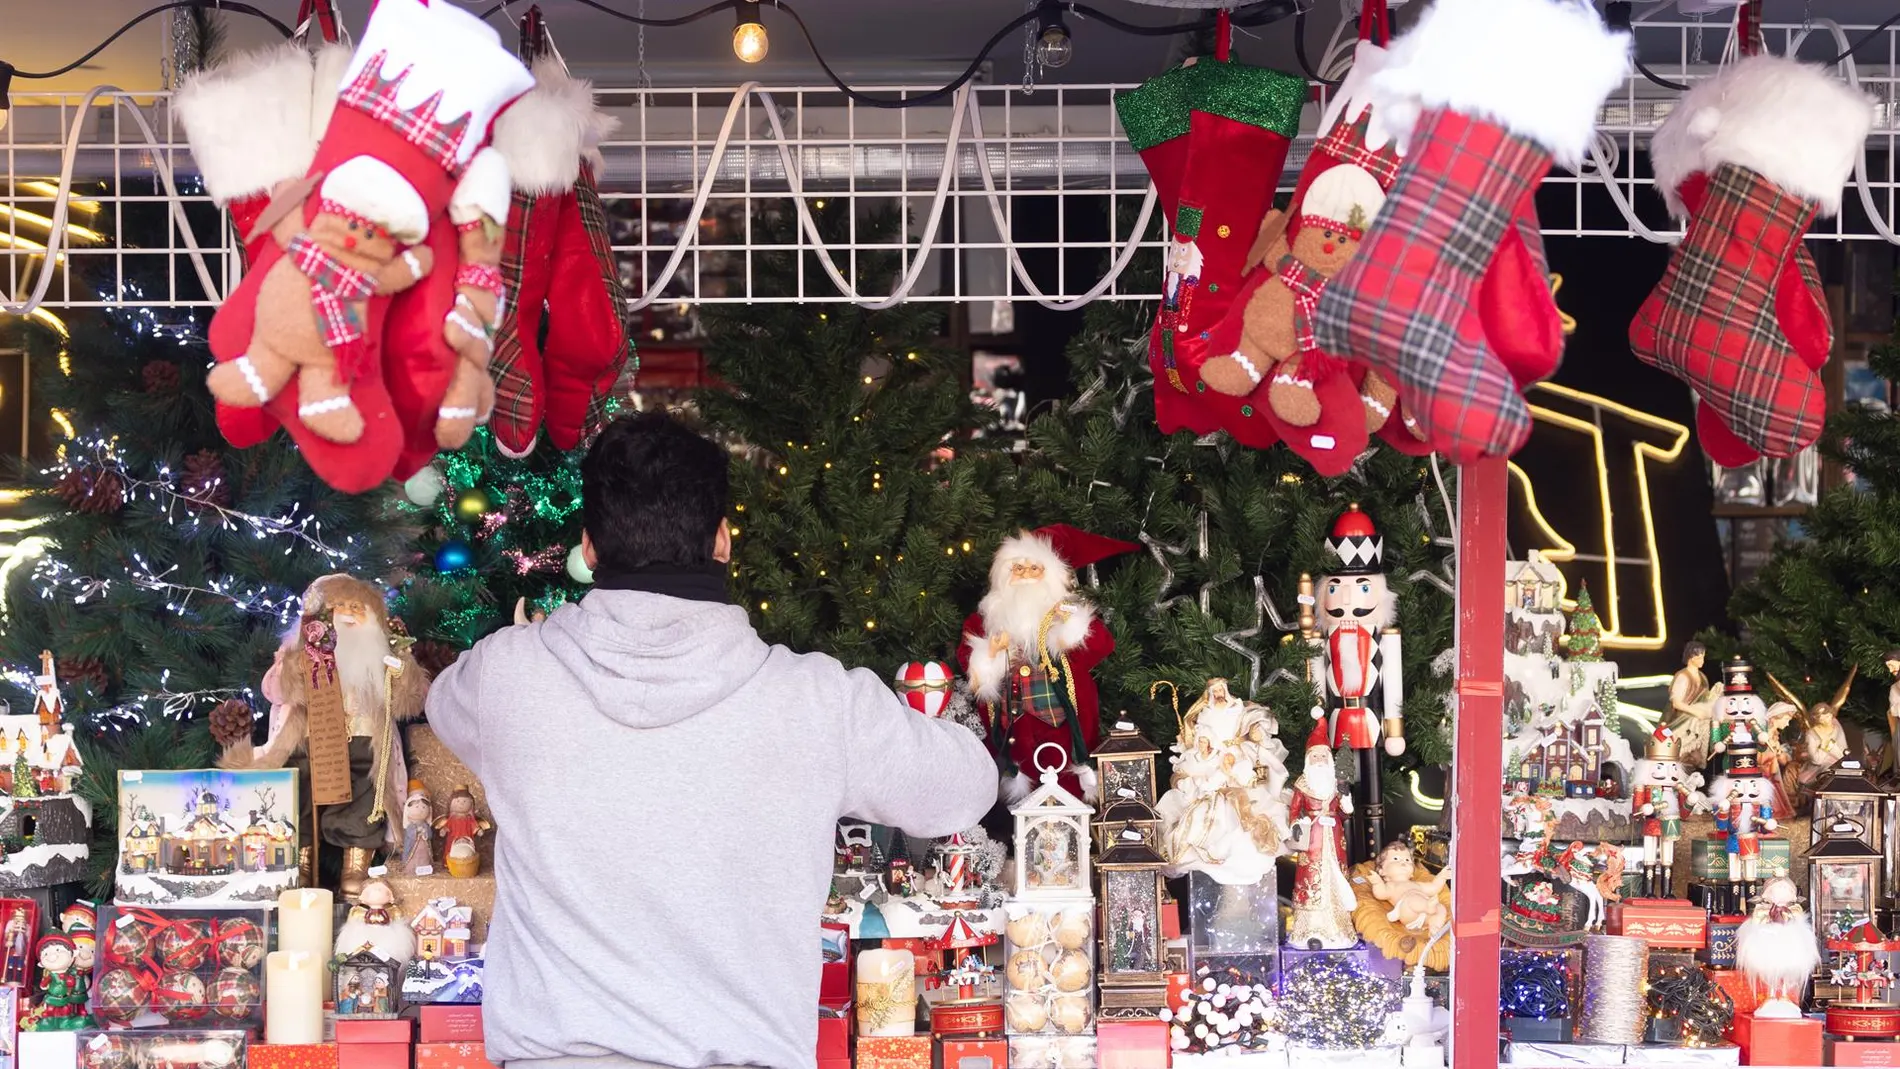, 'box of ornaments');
91,906,269,1029
78,1029,248,1069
